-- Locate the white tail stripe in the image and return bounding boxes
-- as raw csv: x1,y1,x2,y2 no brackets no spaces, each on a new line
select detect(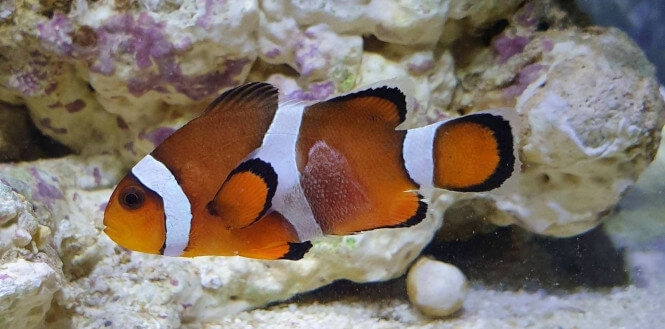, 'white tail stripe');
250,101,323,240
402,122,441,188
132,154,192,257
